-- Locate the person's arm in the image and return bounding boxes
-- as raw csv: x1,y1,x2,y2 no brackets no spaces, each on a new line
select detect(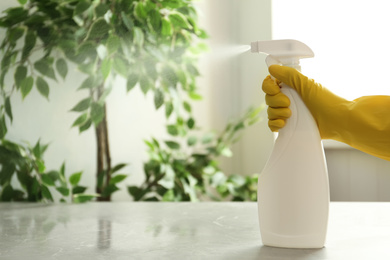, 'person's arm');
263,65,390,161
